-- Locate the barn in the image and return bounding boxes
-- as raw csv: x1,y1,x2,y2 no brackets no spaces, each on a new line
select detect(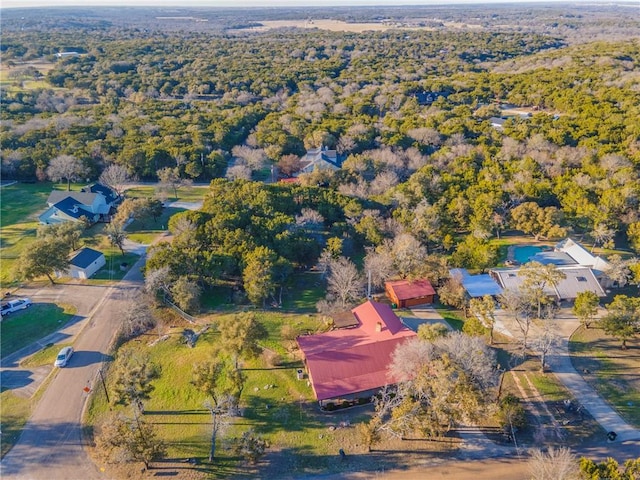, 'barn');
385,279,436,308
